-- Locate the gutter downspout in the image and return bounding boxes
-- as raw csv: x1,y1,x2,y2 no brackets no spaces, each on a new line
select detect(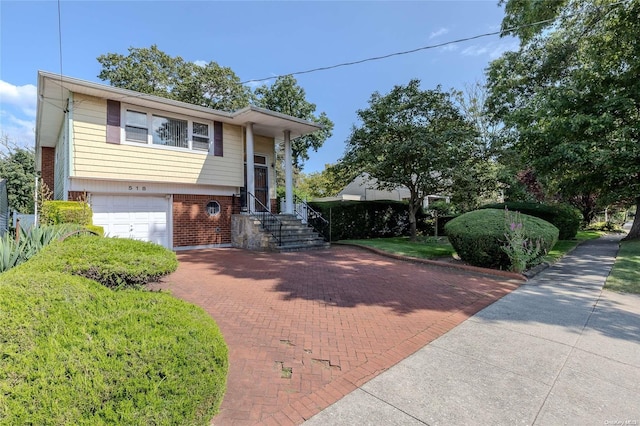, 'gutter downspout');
65,93,74,201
